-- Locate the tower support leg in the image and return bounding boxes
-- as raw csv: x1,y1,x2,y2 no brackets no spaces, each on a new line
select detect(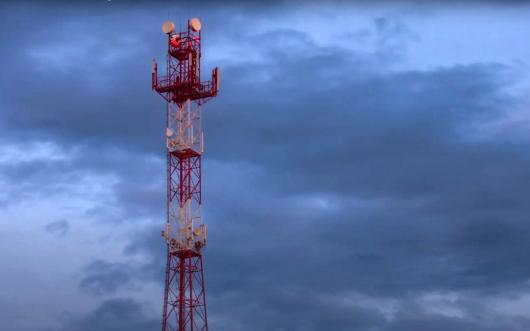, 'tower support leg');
162,251,208,331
